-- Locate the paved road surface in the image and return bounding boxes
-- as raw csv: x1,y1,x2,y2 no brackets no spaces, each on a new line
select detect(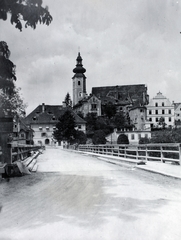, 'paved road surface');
1,148,181,240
